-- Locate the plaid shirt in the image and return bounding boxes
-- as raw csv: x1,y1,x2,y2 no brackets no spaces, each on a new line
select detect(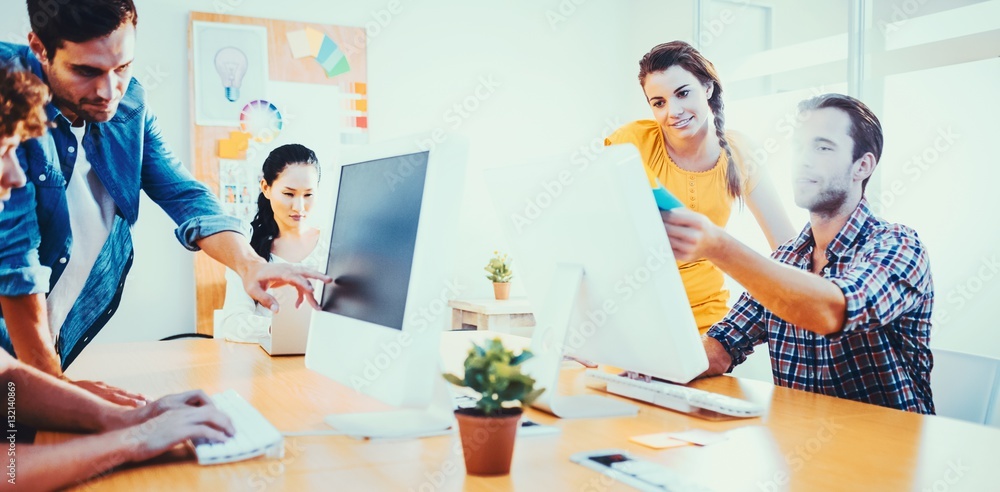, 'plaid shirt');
707,199,935,414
